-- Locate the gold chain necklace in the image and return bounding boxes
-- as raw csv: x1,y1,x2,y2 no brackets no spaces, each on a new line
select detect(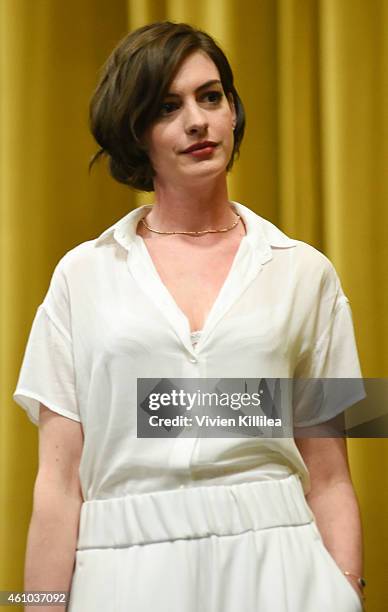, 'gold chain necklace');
140,212,241,236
